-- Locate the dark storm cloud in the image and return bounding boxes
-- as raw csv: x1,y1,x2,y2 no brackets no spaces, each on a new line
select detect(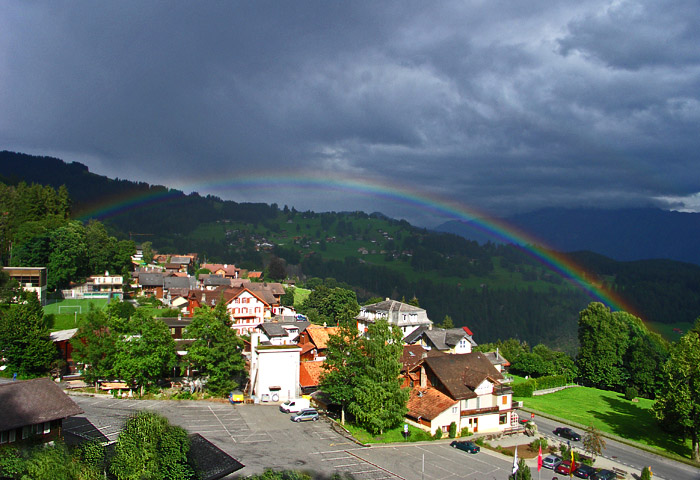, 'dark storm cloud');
1,1,699,225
